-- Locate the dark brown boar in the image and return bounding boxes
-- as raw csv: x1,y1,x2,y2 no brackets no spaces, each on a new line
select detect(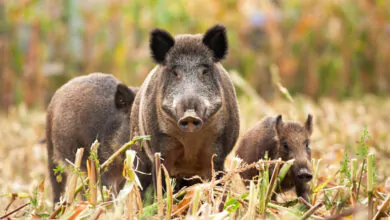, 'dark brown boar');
130,25,240,192
46,73,137,204
236,115,313,202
